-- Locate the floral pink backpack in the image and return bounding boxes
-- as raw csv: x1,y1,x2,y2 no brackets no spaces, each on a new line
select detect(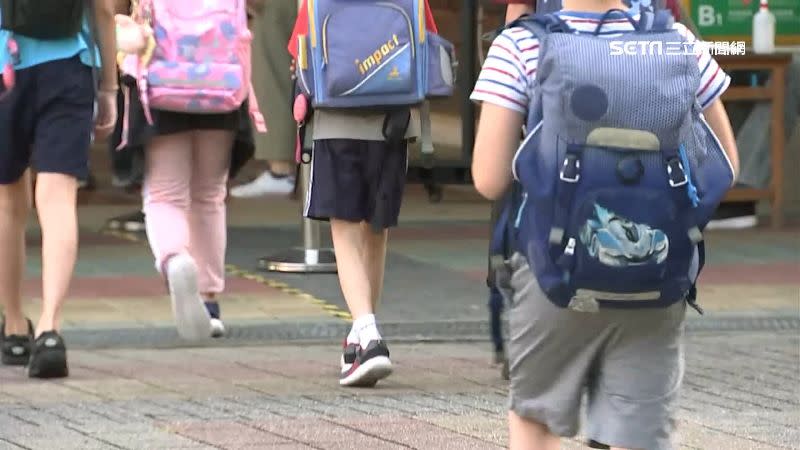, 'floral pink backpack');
117,0,266,148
